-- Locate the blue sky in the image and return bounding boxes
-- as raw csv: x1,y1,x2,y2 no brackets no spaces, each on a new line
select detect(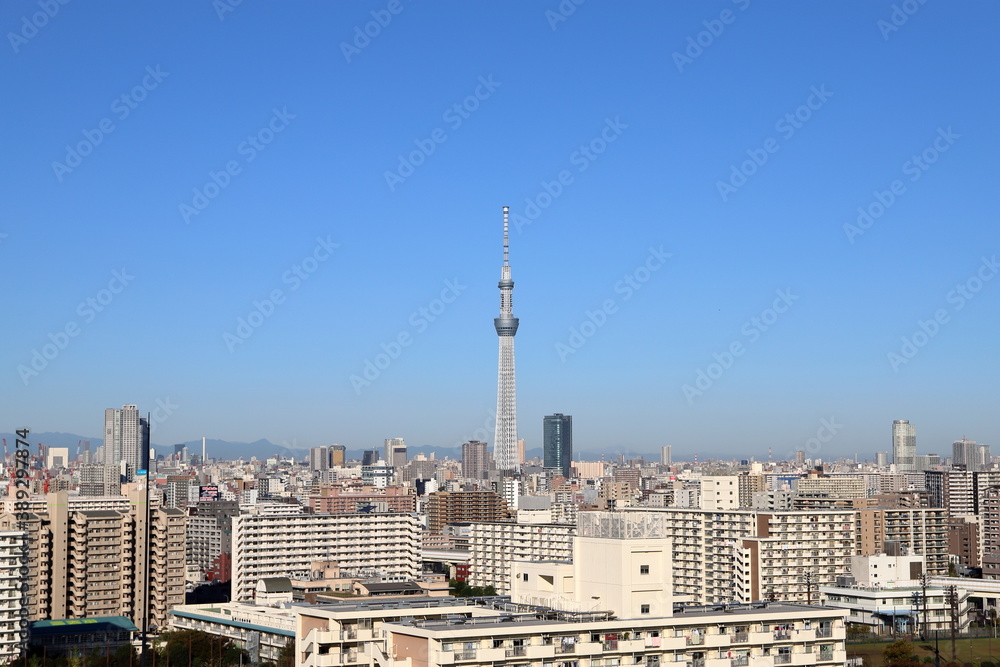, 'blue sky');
3,1,999,461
